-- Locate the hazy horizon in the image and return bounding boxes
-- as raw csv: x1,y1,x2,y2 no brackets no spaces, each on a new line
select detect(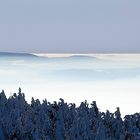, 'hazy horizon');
2,51,140,53
0,53,140,117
